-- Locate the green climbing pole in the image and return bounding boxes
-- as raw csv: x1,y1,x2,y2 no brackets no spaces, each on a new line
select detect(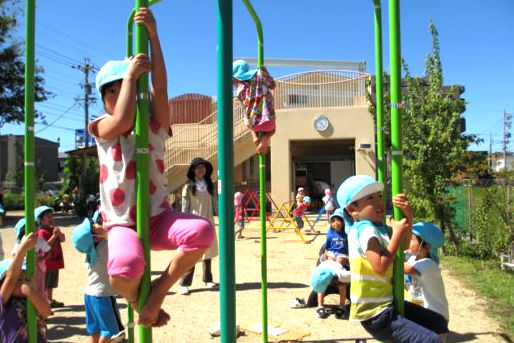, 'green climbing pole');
217,1,237,342
388,0,405,316
134,0,152,341
24,0,37,342
240,1,268,341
